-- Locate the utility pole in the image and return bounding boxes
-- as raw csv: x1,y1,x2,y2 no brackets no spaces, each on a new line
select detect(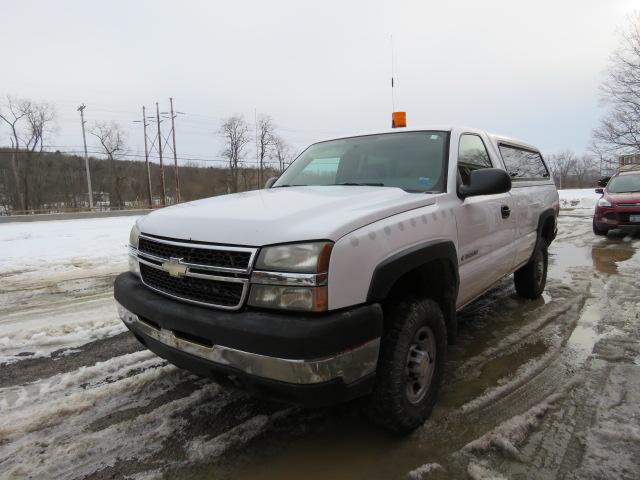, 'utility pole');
156,102,167,207
77,104,94,209
142,106,153,208
169,97,181,203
